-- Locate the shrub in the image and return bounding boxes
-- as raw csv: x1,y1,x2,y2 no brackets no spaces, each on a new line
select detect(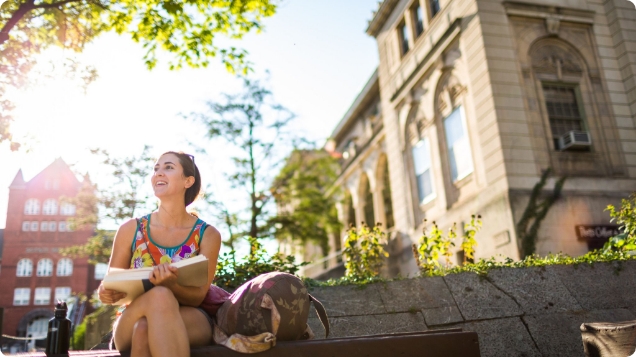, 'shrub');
214,237,308,290
342,223,389,282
